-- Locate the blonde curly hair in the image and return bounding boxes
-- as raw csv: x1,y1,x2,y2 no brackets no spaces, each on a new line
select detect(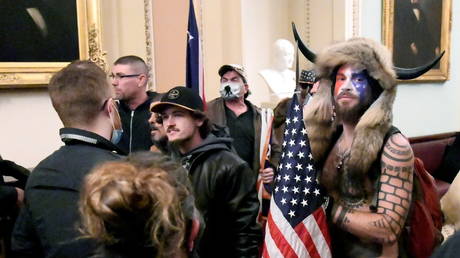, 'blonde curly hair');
79,158,185,258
